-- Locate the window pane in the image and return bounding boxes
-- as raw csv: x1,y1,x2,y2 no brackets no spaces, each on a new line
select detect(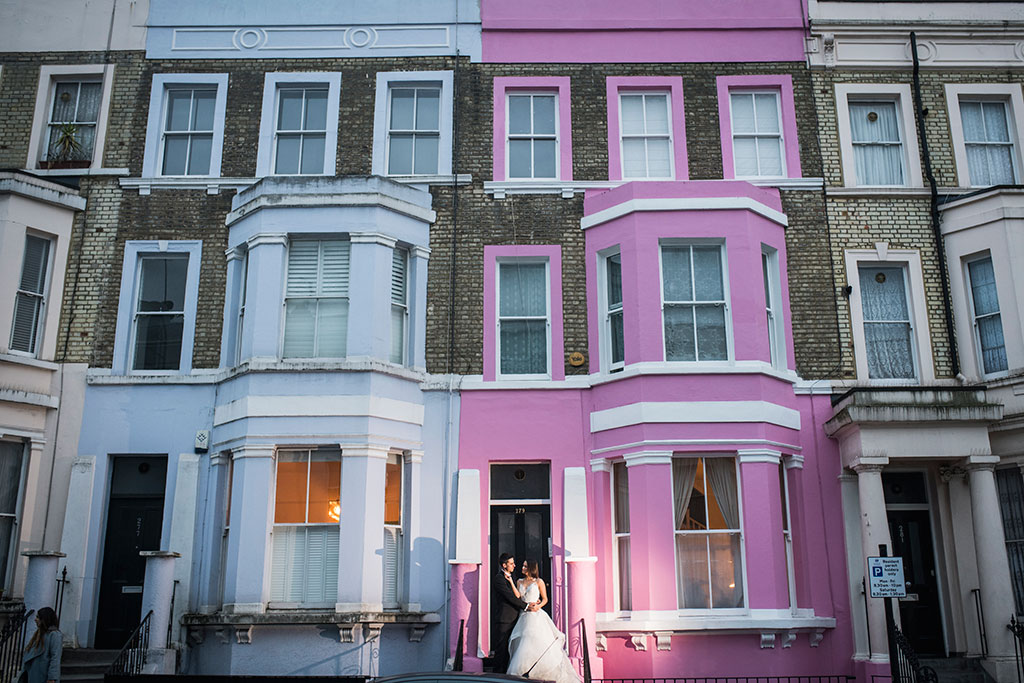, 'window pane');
304,90,328,130
10,294,42,353
275,453,309,523
607,254,623,307
533,139,556,178
76,125,97,159
133,314,184,370
300,134,326,174
307,454,341,523
961,102,986,141
0,518,12,592
508,139,532,178
620,95,645,135
754,93,780,133
414,134,439,174
500,320,547,374
509,96,532,135
854,143,904,186
983,102,1011,143
704,458,739,529
758,137,784,176
390,89,415,129
19,236,50,295
139,257,187,313
613,461,630,533
384,461,402,525
622,138,647,178
278,90,304,130
676,535,710,609
709,533,744,608
730,93,755,134
647,139,672,177
695,305,727,360
166,91,192,131
645,95,669,135
0,442,24,516
864,322,915,379
162,136,188,175
969,258,999,316
610,310,624,365
388,135,414,175
662,246,693,301
859,267,909,321
616,536,631,611
391,306,406,364
192,91,216,131
733,137,758,177
283,299,316,357
187,135,212,175
664,305,695,361
499,263,547,317
850,102,901,143
978,315,1008,374
77,82,102,122
415,89,440,130
693,246,724,300
51,82,79,122
533,95,556,135
275,135,301,174
316,299,347,357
